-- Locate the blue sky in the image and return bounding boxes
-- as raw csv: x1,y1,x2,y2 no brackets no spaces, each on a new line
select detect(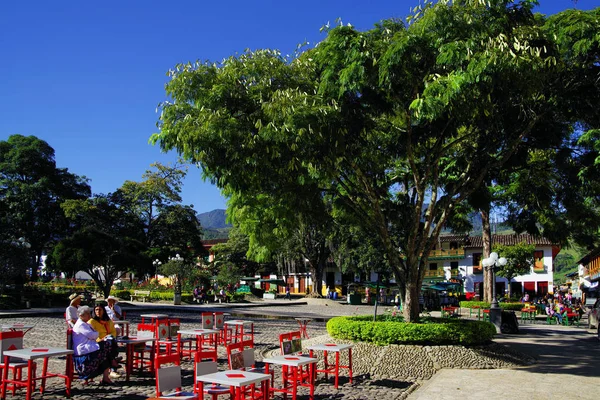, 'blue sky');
1,0,596,214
